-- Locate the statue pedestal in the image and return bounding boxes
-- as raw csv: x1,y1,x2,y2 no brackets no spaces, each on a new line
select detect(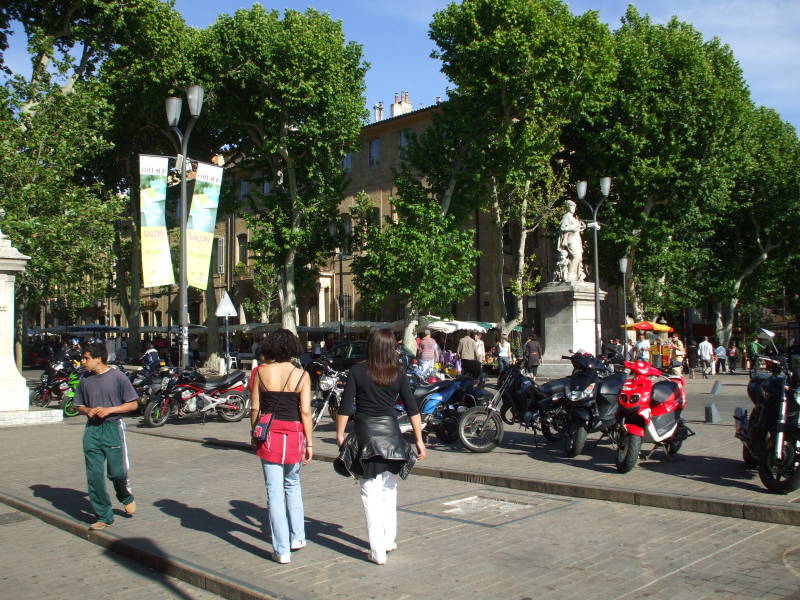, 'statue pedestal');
535,281,606,377
0,235,62,427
